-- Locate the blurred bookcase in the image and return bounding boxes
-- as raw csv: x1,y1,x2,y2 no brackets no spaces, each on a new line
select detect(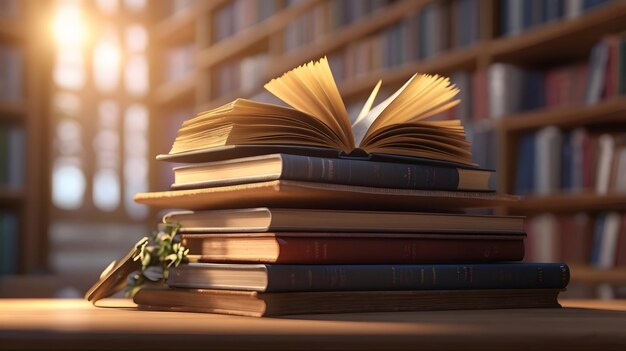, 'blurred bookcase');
0,0,51,275
148,0,626,294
